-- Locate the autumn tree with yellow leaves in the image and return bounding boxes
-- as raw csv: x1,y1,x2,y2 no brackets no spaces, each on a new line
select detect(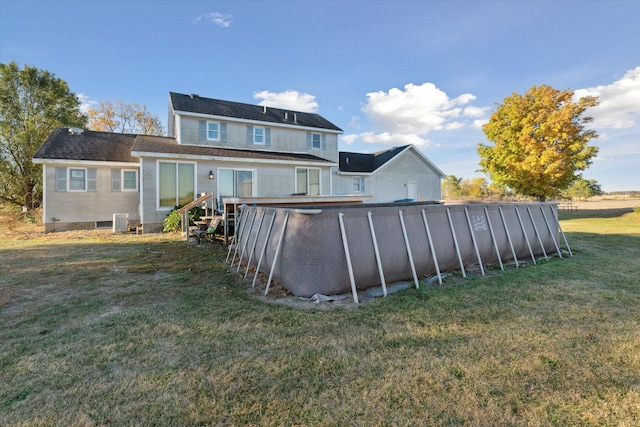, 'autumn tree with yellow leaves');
87,100,164,136
478,85,599,201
